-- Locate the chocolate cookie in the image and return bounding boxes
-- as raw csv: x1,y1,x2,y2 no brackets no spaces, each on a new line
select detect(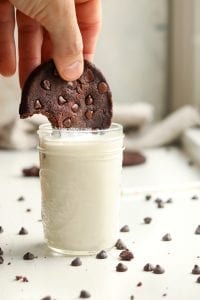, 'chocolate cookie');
122,151,146,167
19,59,113,129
